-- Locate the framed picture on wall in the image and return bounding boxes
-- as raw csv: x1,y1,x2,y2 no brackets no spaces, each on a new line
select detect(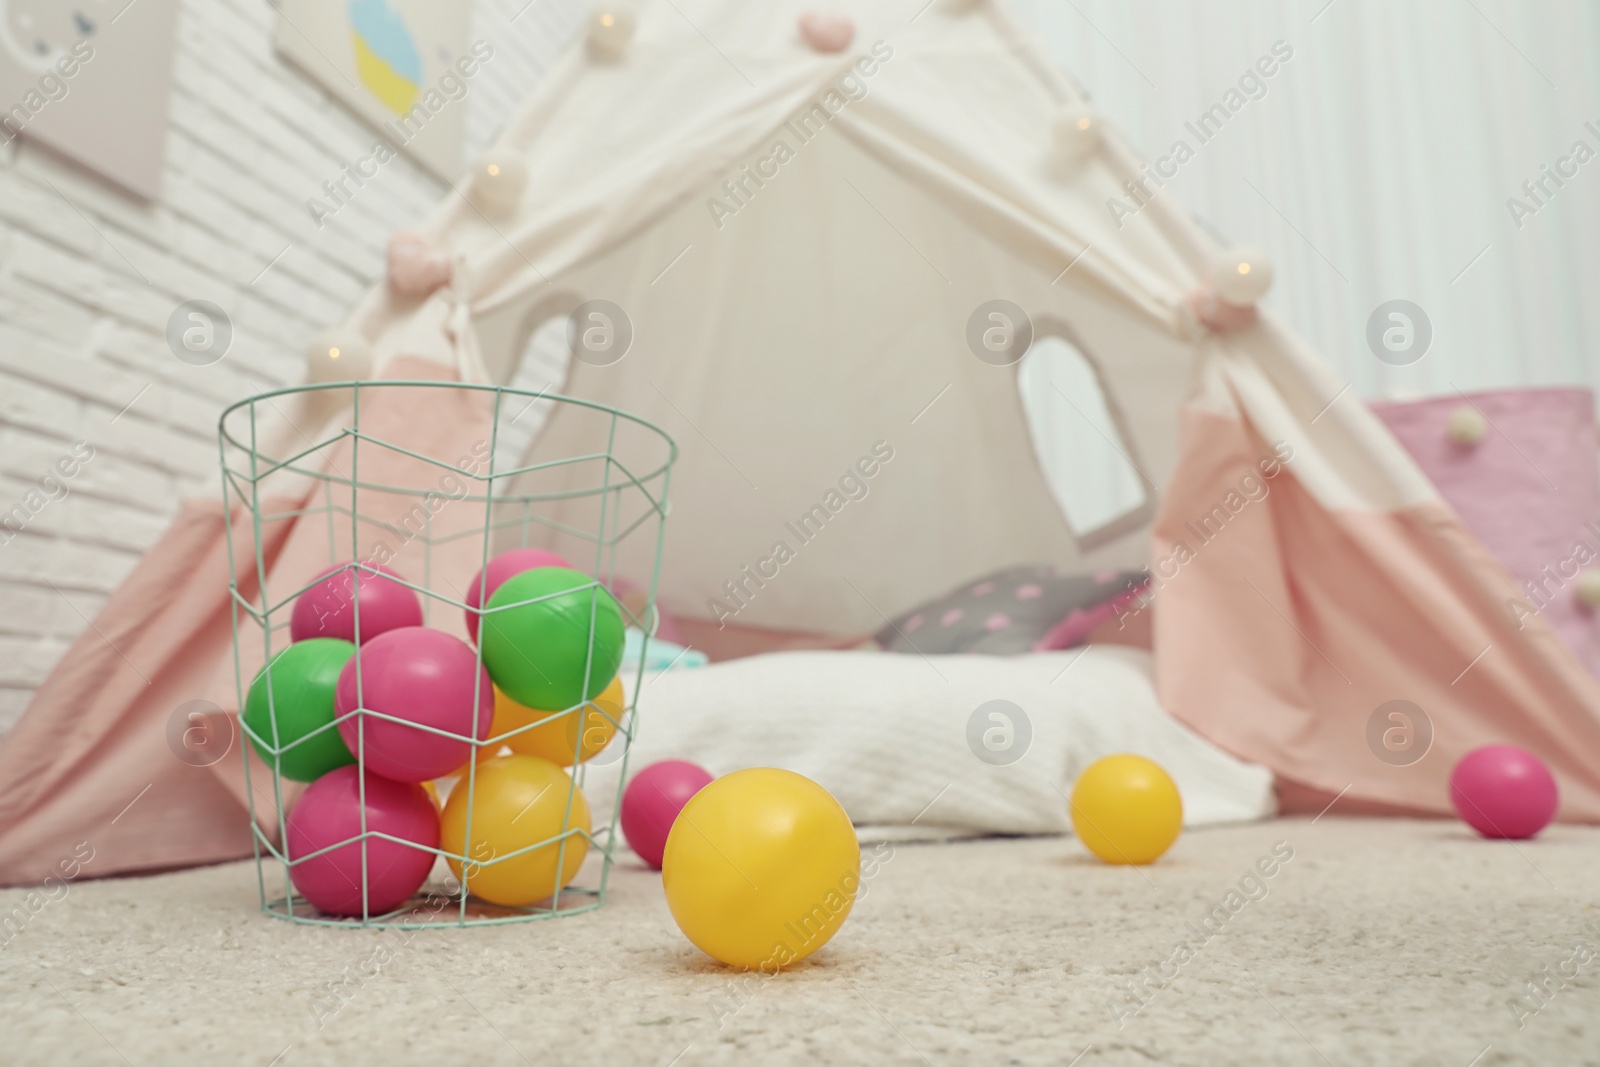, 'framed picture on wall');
0,0,181,199
274,0,472,181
